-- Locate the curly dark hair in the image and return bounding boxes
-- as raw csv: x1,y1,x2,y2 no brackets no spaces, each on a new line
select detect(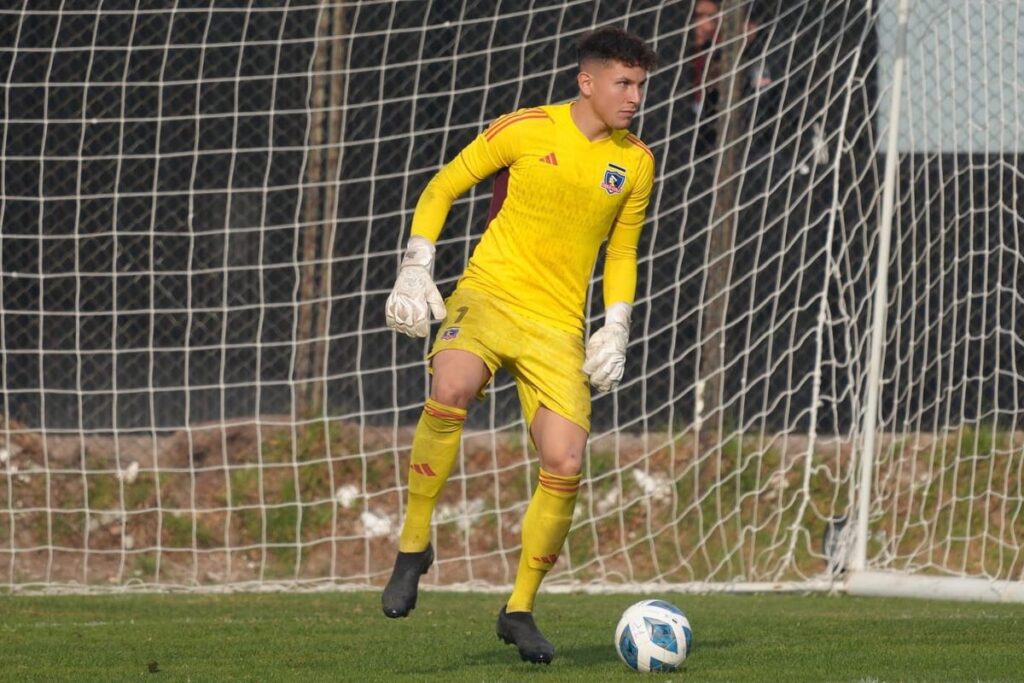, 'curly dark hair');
577,26,657,71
